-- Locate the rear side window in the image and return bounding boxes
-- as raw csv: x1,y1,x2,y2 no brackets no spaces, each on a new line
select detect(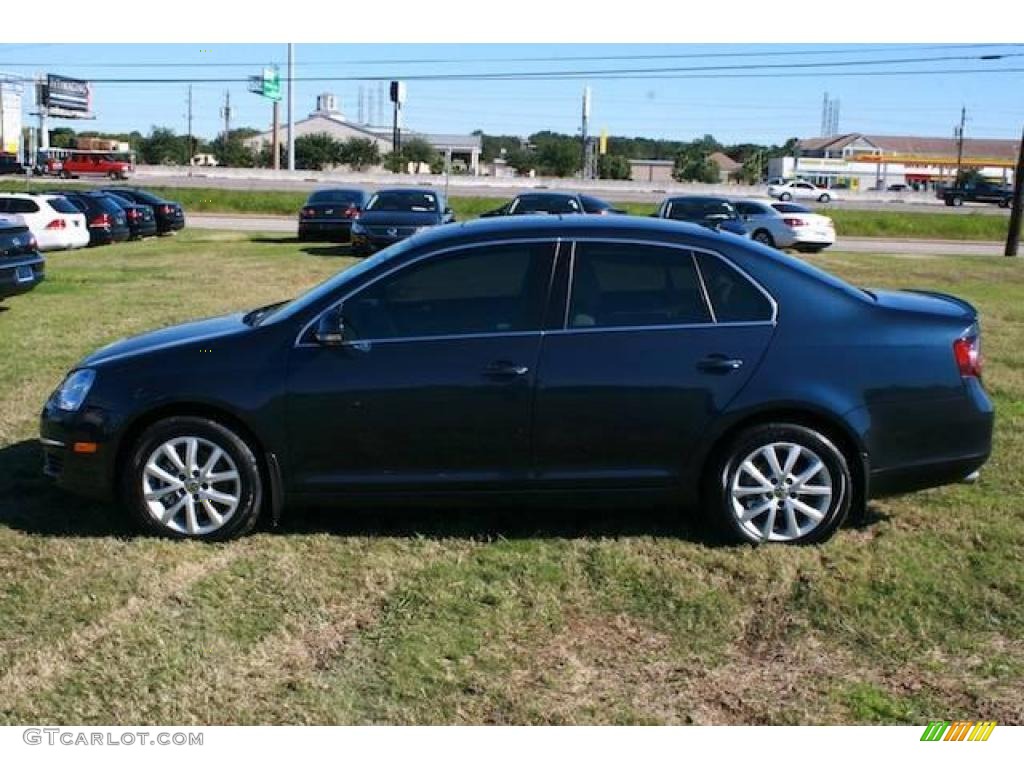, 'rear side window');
697,253,774,322
10,198,39,214
308,189,362,205
568,243,711,329
48,197,80,214
94,195,125,213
